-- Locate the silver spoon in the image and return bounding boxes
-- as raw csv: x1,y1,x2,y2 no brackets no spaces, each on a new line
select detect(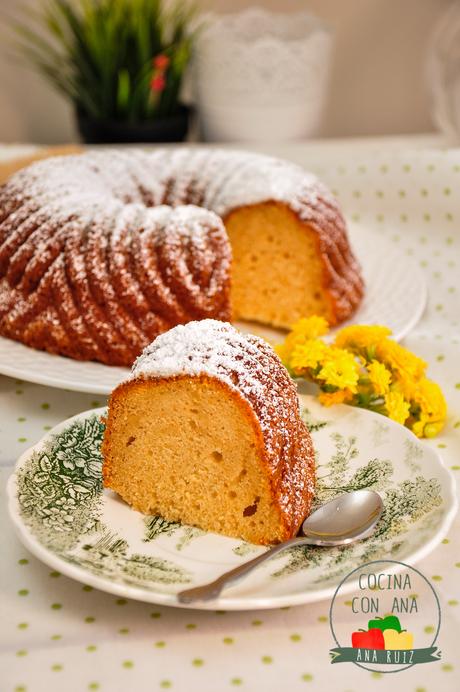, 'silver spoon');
177,489,383,604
